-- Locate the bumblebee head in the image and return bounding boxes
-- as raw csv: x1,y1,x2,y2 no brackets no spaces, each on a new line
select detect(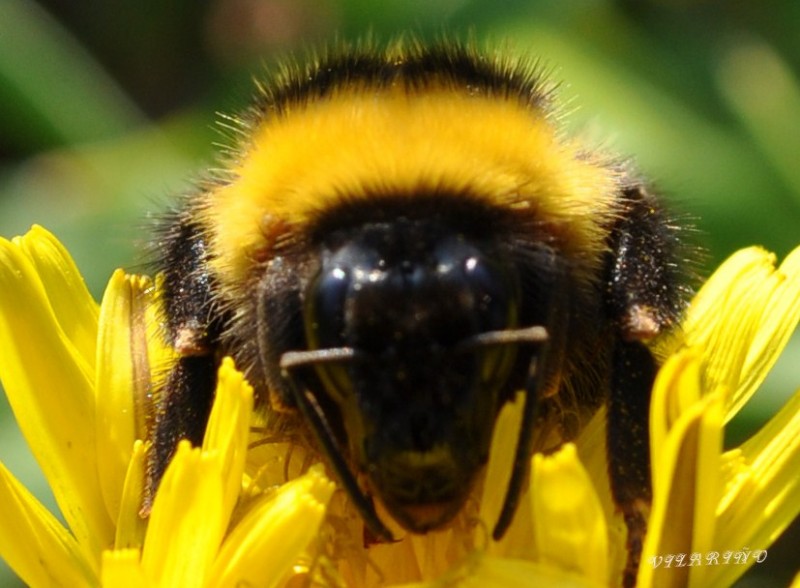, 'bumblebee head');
298,214,523,530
